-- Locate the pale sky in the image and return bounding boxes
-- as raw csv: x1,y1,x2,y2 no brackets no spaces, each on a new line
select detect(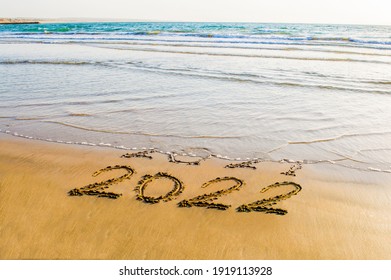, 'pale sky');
2,0,391,25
